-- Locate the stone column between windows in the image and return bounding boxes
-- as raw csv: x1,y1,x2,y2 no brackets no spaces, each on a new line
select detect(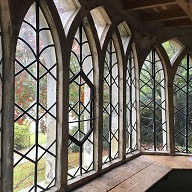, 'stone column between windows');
161,68,167,150
166,81,175,154
42,28,56,182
